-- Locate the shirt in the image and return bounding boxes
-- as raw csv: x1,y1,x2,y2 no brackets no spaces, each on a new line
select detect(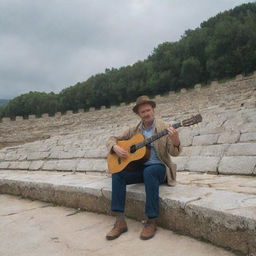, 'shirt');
142,121,162,166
